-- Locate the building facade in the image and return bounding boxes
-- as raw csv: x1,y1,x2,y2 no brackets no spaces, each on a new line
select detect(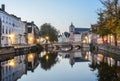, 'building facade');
69,23,90,43
0,4,26,47
25,21,40,45
58,23,90,43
